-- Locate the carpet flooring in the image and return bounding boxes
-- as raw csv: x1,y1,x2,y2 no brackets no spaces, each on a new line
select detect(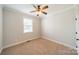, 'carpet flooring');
1,38,77,55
